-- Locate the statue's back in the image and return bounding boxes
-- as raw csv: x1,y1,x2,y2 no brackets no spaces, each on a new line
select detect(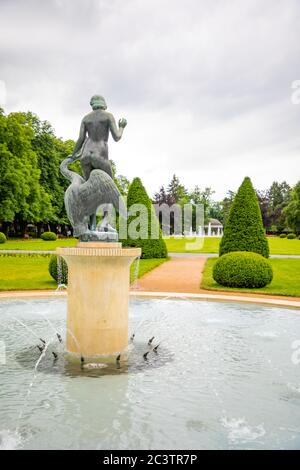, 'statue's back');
84,110,110,143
